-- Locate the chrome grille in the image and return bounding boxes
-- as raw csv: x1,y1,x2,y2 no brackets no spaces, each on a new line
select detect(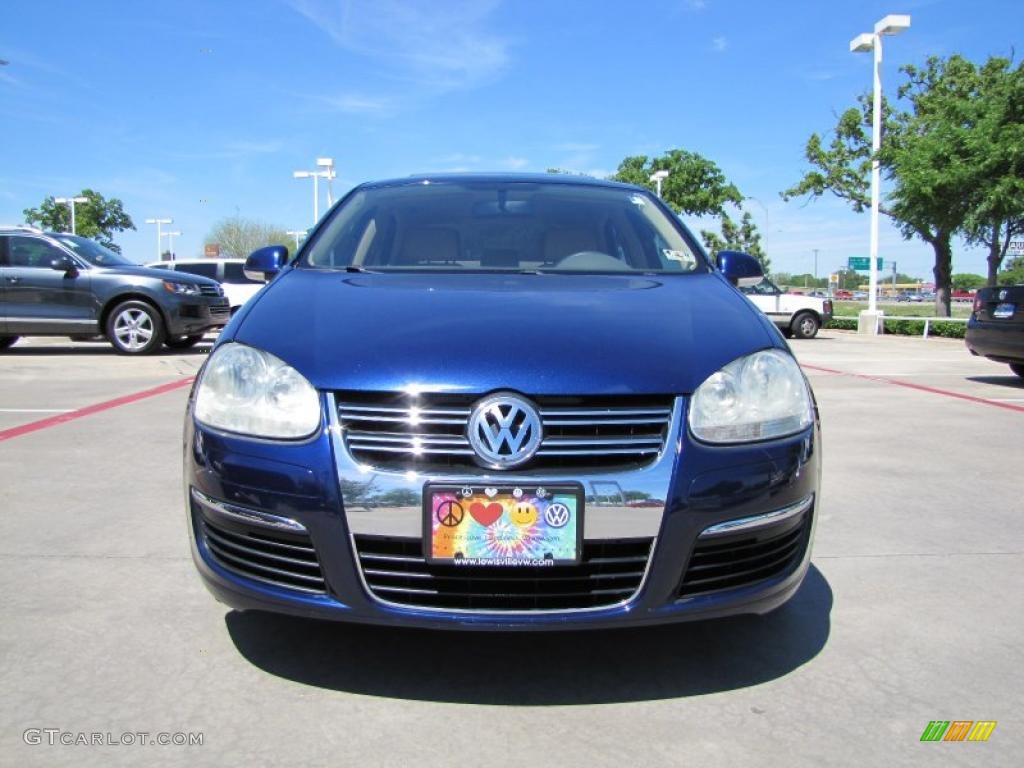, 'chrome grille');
678,509,811,598
199,284,222,297
354,535,653,611
196,512,325,594
336,392,674,472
